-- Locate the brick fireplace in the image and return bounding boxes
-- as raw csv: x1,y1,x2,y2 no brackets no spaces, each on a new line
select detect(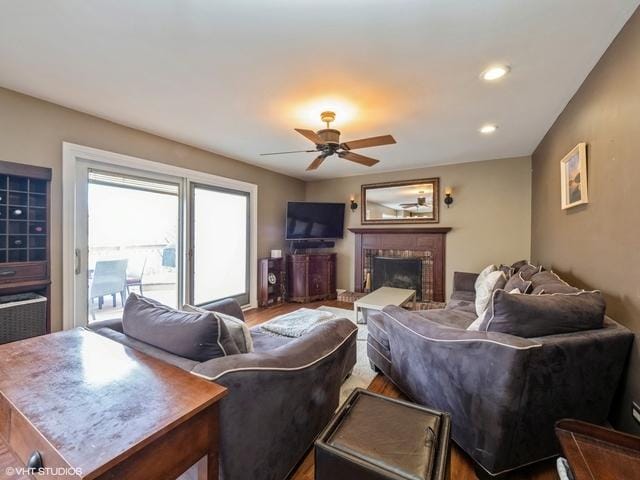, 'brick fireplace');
349,227,451,302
